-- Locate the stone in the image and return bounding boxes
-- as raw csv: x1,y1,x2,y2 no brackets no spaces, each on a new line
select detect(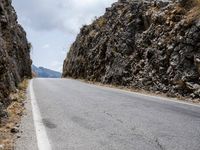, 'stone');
0,0,32,120
63,0,200,99
10,127,19,134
